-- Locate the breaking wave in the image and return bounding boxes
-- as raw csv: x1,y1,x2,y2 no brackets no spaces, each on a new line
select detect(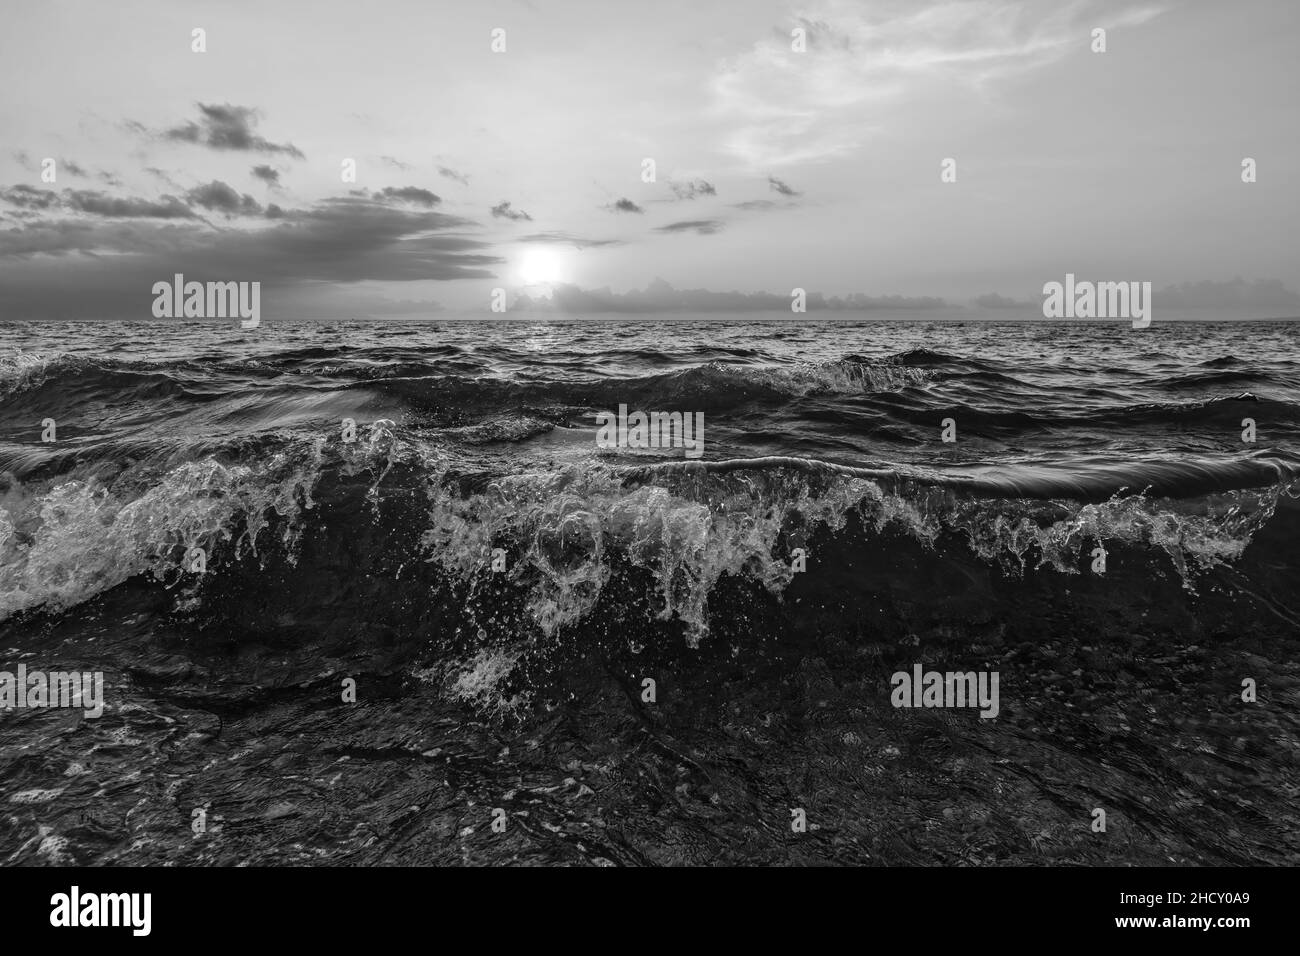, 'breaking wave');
2,428,1293,653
